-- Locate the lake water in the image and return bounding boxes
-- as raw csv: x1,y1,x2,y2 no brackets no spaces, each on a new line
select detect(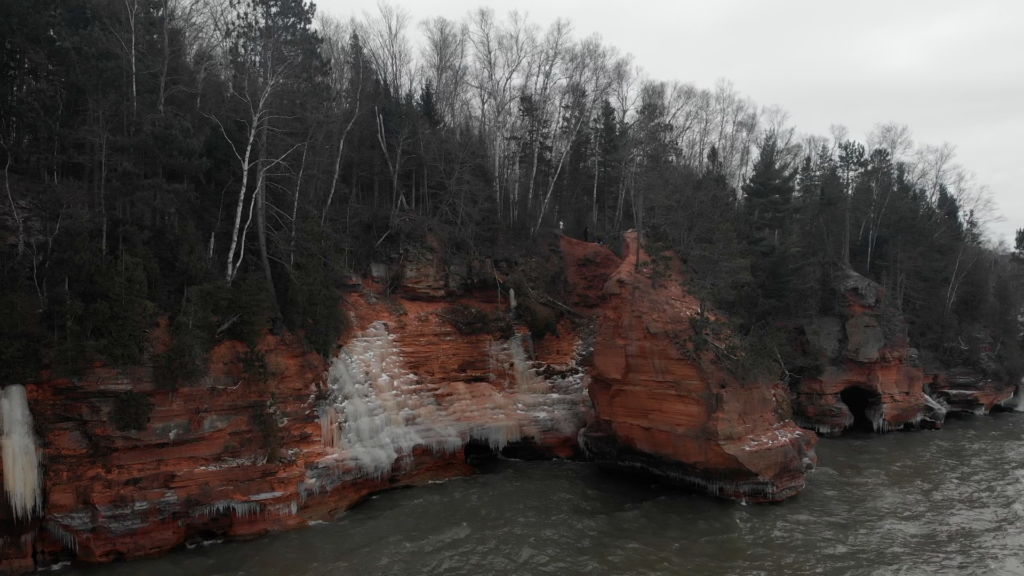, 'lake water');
67,412,1024,576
